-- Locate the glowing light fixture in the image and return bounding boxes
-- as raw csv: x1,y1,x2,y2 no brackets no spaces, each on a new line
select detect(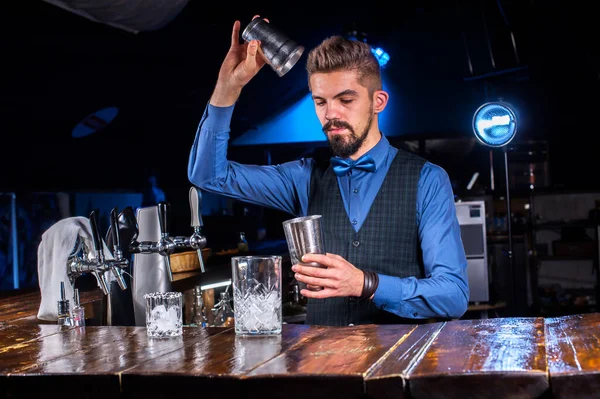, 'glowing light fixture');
472,102,517,147
371,47,390,67
472,100,518,308
346,29,389,68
